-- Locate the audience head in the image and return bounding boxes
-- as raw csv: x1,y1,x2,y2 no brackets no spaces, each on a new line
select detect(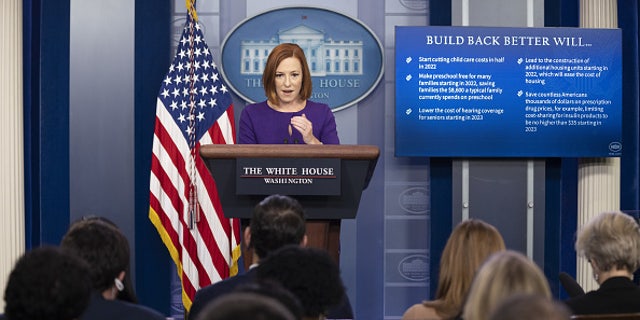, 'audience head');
428,219,505,318
60,219,130,297
462,250,551,320
262,43,312,104
249,194,306,259
575,211,640,282
233,280,304,320
73,215,138,303
4,246,92,320
195,292,297,320
256,245,345,319
487,293,570,320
